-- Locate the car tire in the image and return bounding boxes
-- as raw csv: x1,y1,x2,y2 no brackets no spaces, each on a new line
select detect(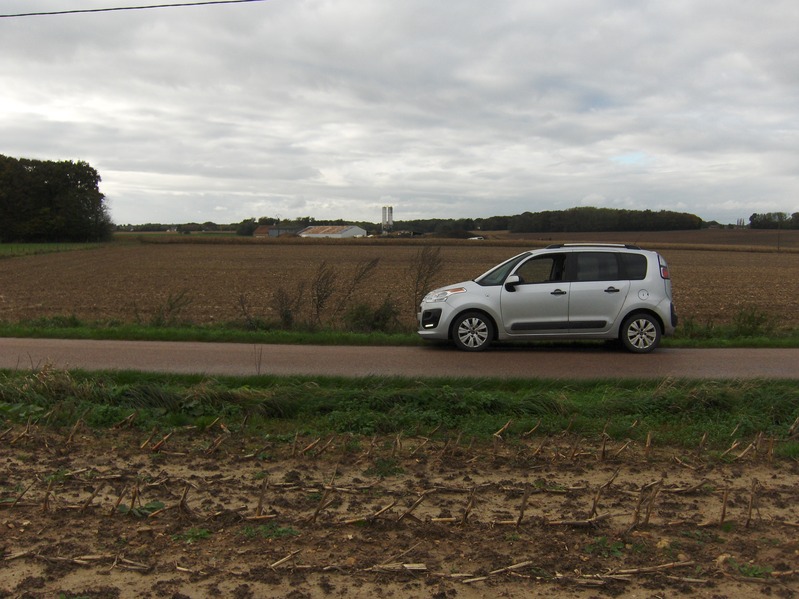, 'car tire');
452,311,494,352
620,313,661,353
